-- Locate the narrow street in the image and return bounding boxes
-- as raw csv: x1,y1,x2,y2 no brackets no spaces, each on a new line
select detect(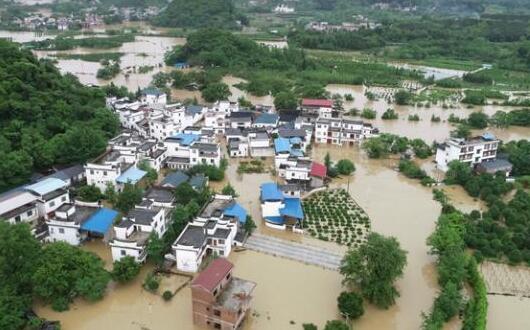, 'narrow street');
244,233,344,271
